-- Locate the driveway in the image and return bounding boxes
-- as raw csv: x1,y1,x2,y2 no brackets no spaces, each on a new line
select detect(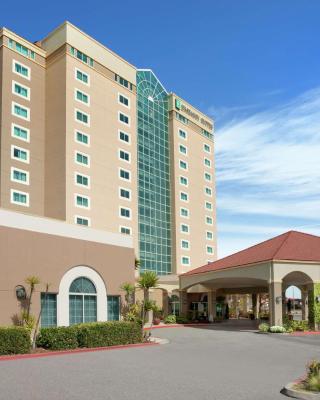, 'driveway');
0,323,319,400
